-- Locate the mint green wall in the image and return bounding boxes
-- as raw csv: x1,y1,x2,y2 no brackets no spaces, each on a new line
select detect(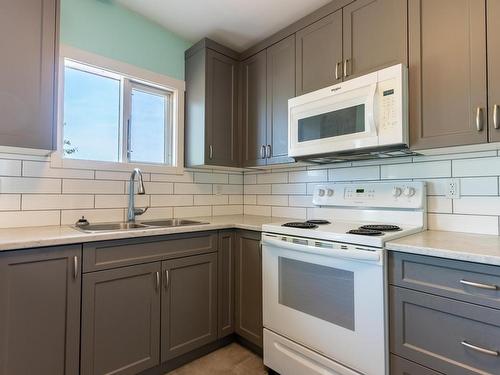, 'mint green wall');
60,0,192,80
